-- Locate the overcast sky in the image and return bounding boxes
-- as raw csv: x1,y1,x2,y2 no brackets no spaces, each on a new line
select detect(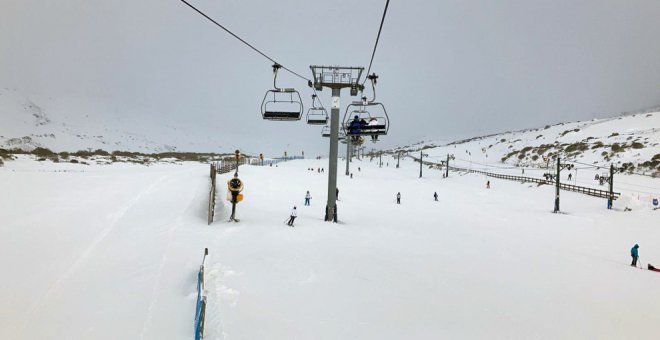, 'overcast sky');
1,0,659,156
